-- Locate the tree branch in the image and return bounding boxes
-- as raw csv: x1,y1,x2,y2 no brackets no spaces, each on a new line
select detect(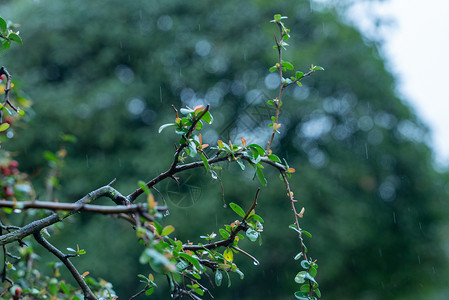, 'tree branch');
33,230,97,299
0,185,128,246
